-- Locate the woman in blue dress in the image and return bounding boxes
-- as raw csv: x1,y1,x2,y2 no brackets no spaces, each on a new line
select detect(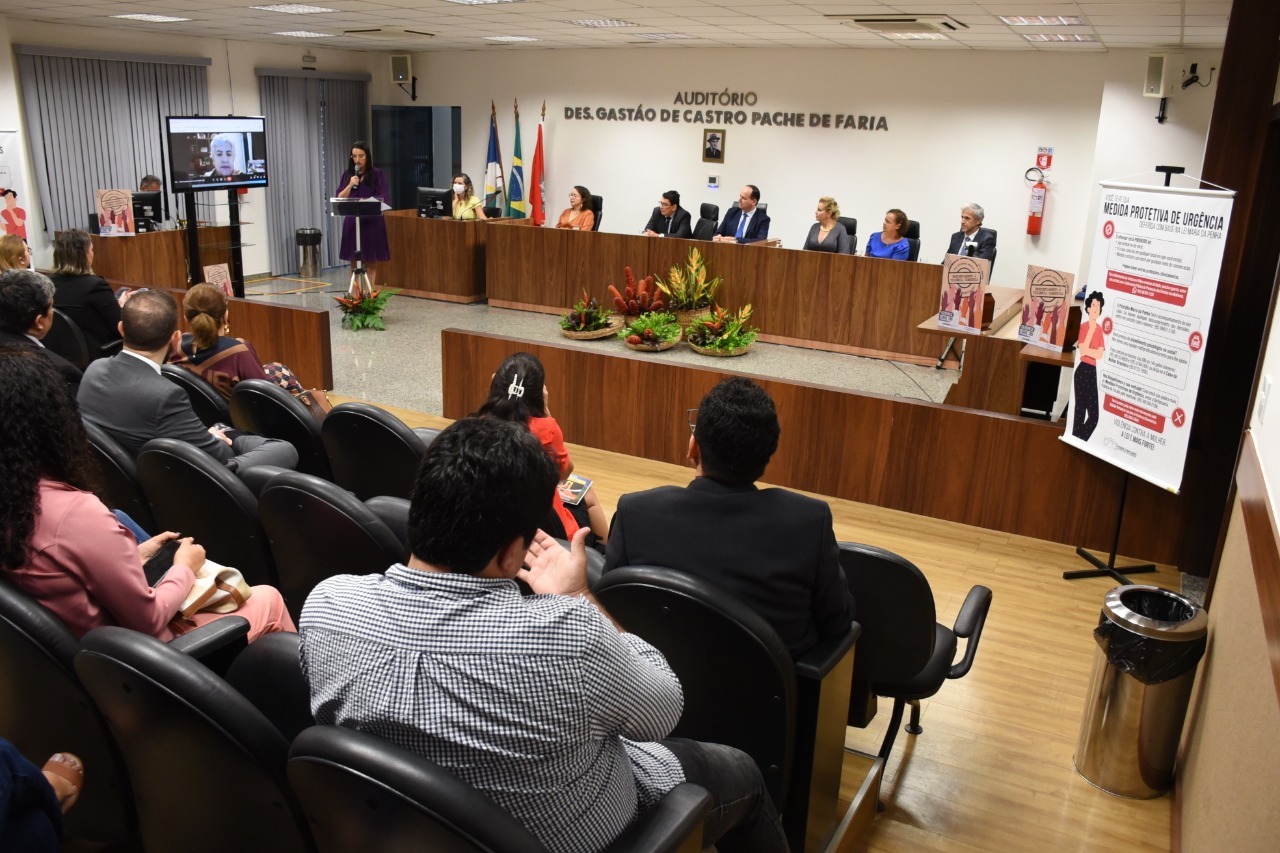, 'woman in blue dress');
335,141,391,289
865,209,911,260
